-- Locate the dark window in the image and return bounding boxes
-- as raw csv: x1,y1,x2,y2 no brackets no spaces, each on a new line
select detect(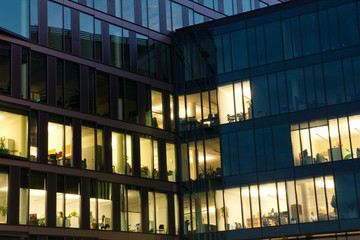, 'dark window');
220,135,230,176
96,72,109,116
231,29,248,70
56,59,64,107
273,125,292,169
338,3,359,47
229,133,239,175
80,12,94,59
48,1,63,50
65,61,80,110
0,42,10,95
95,19,102,62
323,60,345,105
238,130,256,174
252,75,270,118
300,13,320,56
125,80,138,124
161,43,172,82
30,52,47,103
109,24,123,68
264,21,283,63
335,171,359,219
30,0,38,43
286,68,306,112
